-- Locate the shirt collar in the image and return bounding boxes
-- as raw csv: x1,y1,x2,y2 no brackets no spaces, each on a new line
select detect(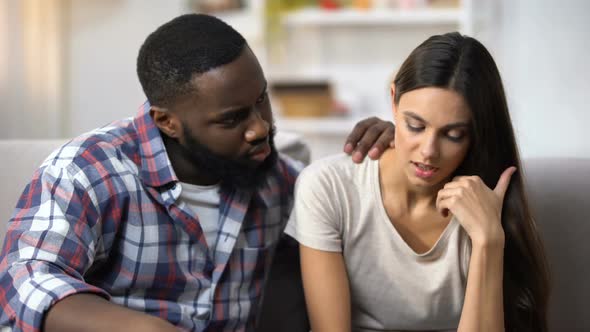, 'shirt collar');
133,101,179,188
